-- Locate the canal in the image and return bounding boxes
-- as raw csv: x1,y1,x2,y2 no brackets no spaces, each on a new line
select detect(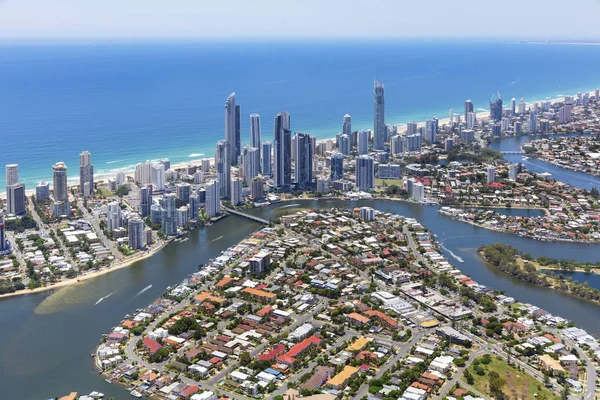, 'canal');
1,134,600,399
